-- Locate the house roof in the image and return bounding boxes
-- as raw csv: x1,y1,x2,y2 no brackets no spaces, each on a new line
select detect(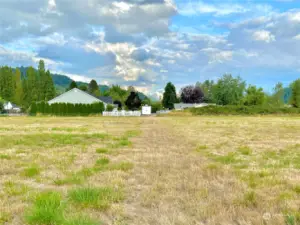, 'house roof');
48,88,113,105
98,96,113,104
